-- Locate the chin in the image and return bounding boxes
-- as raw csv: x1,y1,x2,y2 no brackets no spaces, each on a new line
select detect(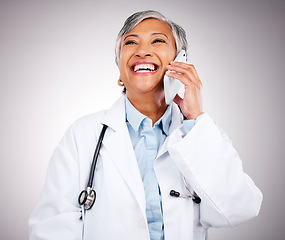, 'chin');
132,85,165,97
